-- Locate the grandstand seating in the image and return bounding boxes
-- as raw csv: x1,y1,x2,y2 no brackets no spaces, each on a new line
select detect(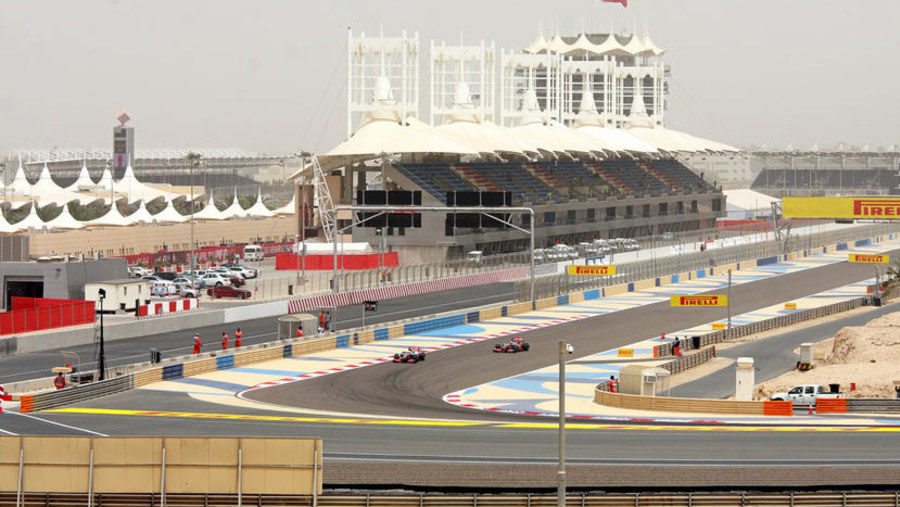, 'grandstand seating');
393,163,475,203
393,158,707,204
